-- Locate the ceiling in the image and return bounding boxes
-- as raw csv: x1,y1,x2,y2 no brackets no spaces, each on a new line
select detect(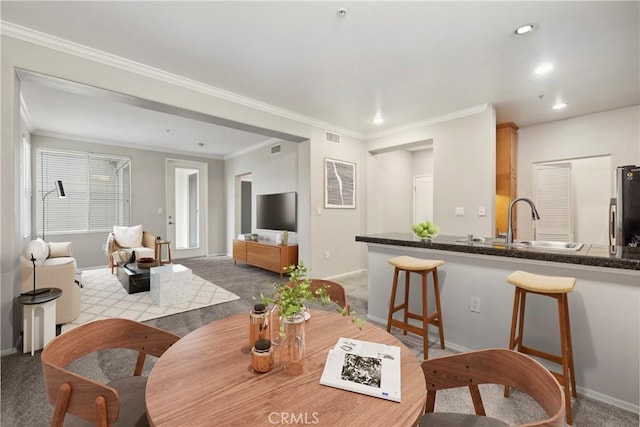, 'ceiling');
3,1,639,158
